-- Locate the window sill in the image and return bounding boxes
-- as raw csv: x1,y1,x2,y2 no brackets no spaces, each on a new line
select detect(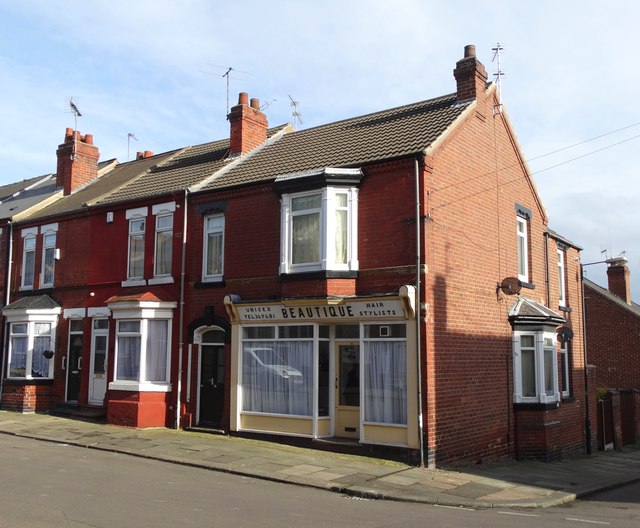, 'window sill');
562,395,575,403
281,270,358,281
3,378,54,385
149,276,174,285
121,279,147,288
109,381,172,392
520,281,536,290
559,305,572,313
195,279,226,288
513,401,560,411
